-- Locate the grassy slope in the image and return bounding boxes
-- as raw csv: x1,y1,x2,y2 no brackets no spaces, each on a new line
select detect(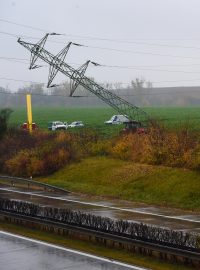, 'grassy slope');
39,157,200,210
